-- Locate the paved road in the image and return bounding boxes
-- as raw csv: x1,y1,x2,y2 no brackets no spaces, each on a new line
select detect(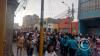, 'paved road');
12,43,61,56
12,43,38,56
